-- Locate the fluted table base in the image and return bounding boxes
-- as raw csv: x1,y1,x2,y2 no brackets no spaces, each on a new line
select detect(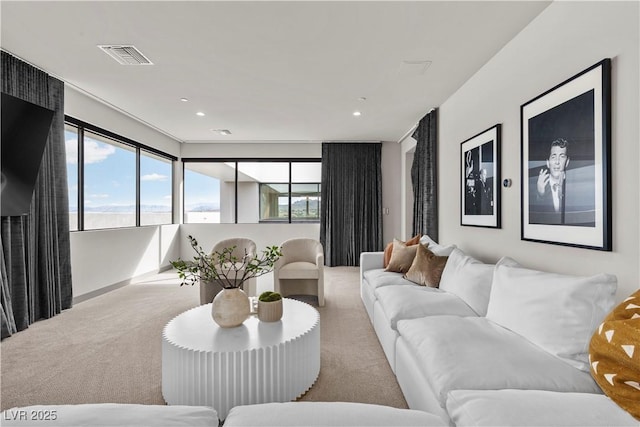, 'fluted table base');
162,299,320,419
